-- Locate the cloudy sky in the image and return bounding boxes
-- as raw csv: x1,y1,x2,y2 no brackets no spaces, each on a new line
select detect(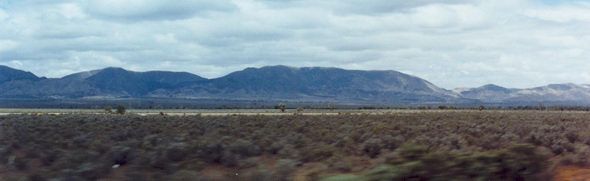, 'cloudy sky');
0,0,589,89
